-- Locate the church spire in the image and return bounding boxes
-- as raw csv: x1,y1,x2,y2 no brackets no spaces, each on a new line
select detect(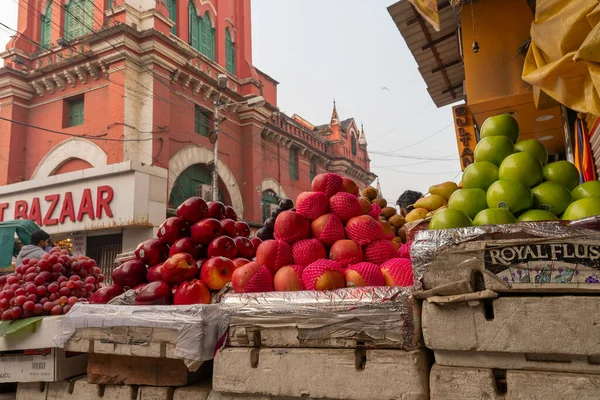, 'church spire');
330,98,339,126
358,122,367,146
